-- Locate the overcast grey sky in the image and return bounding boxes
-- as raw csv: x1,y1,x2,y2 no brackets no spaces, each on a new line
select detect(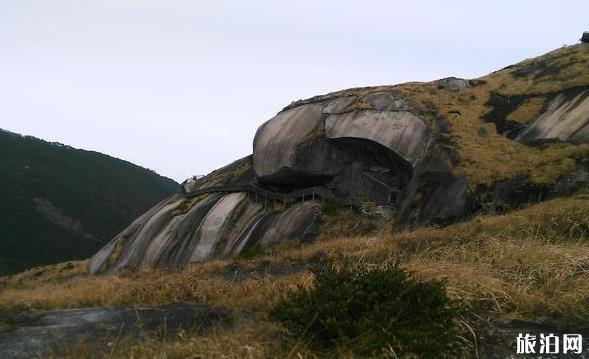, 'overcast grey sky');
1,1,587,182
